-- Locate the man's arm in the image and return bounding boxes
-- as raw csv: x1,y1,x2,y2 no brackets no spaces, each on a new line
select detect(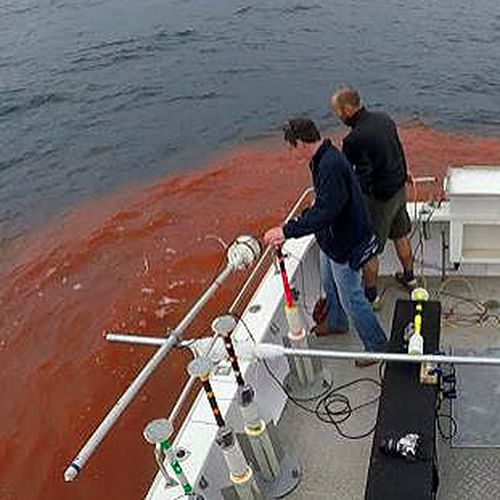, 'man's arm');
342,133,374,194
282,165,347,239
